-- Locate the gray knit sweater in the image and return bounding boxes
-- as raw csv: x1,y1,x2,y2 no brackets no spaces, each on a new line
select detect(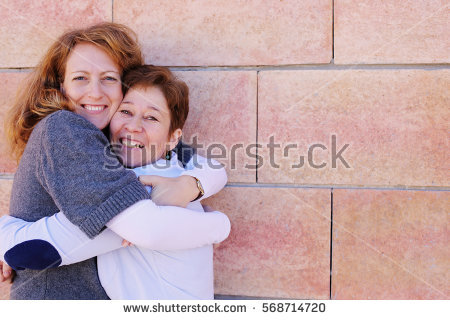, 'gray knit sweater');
8,110,150,299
